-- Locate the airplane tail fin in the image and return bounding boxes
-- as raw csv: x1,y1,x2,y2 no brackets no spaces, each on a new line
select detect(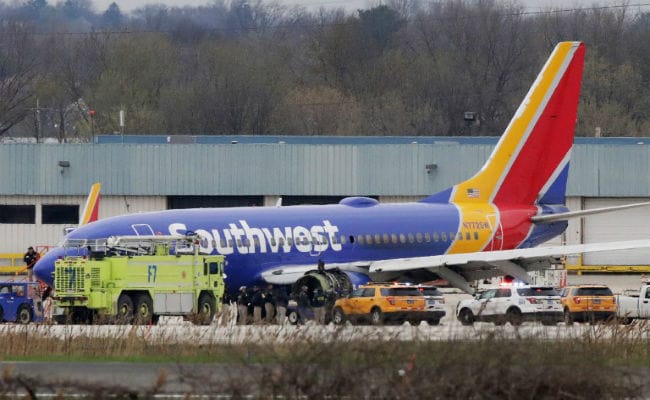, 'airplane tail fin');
79,182,101,227
422,42,585,206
